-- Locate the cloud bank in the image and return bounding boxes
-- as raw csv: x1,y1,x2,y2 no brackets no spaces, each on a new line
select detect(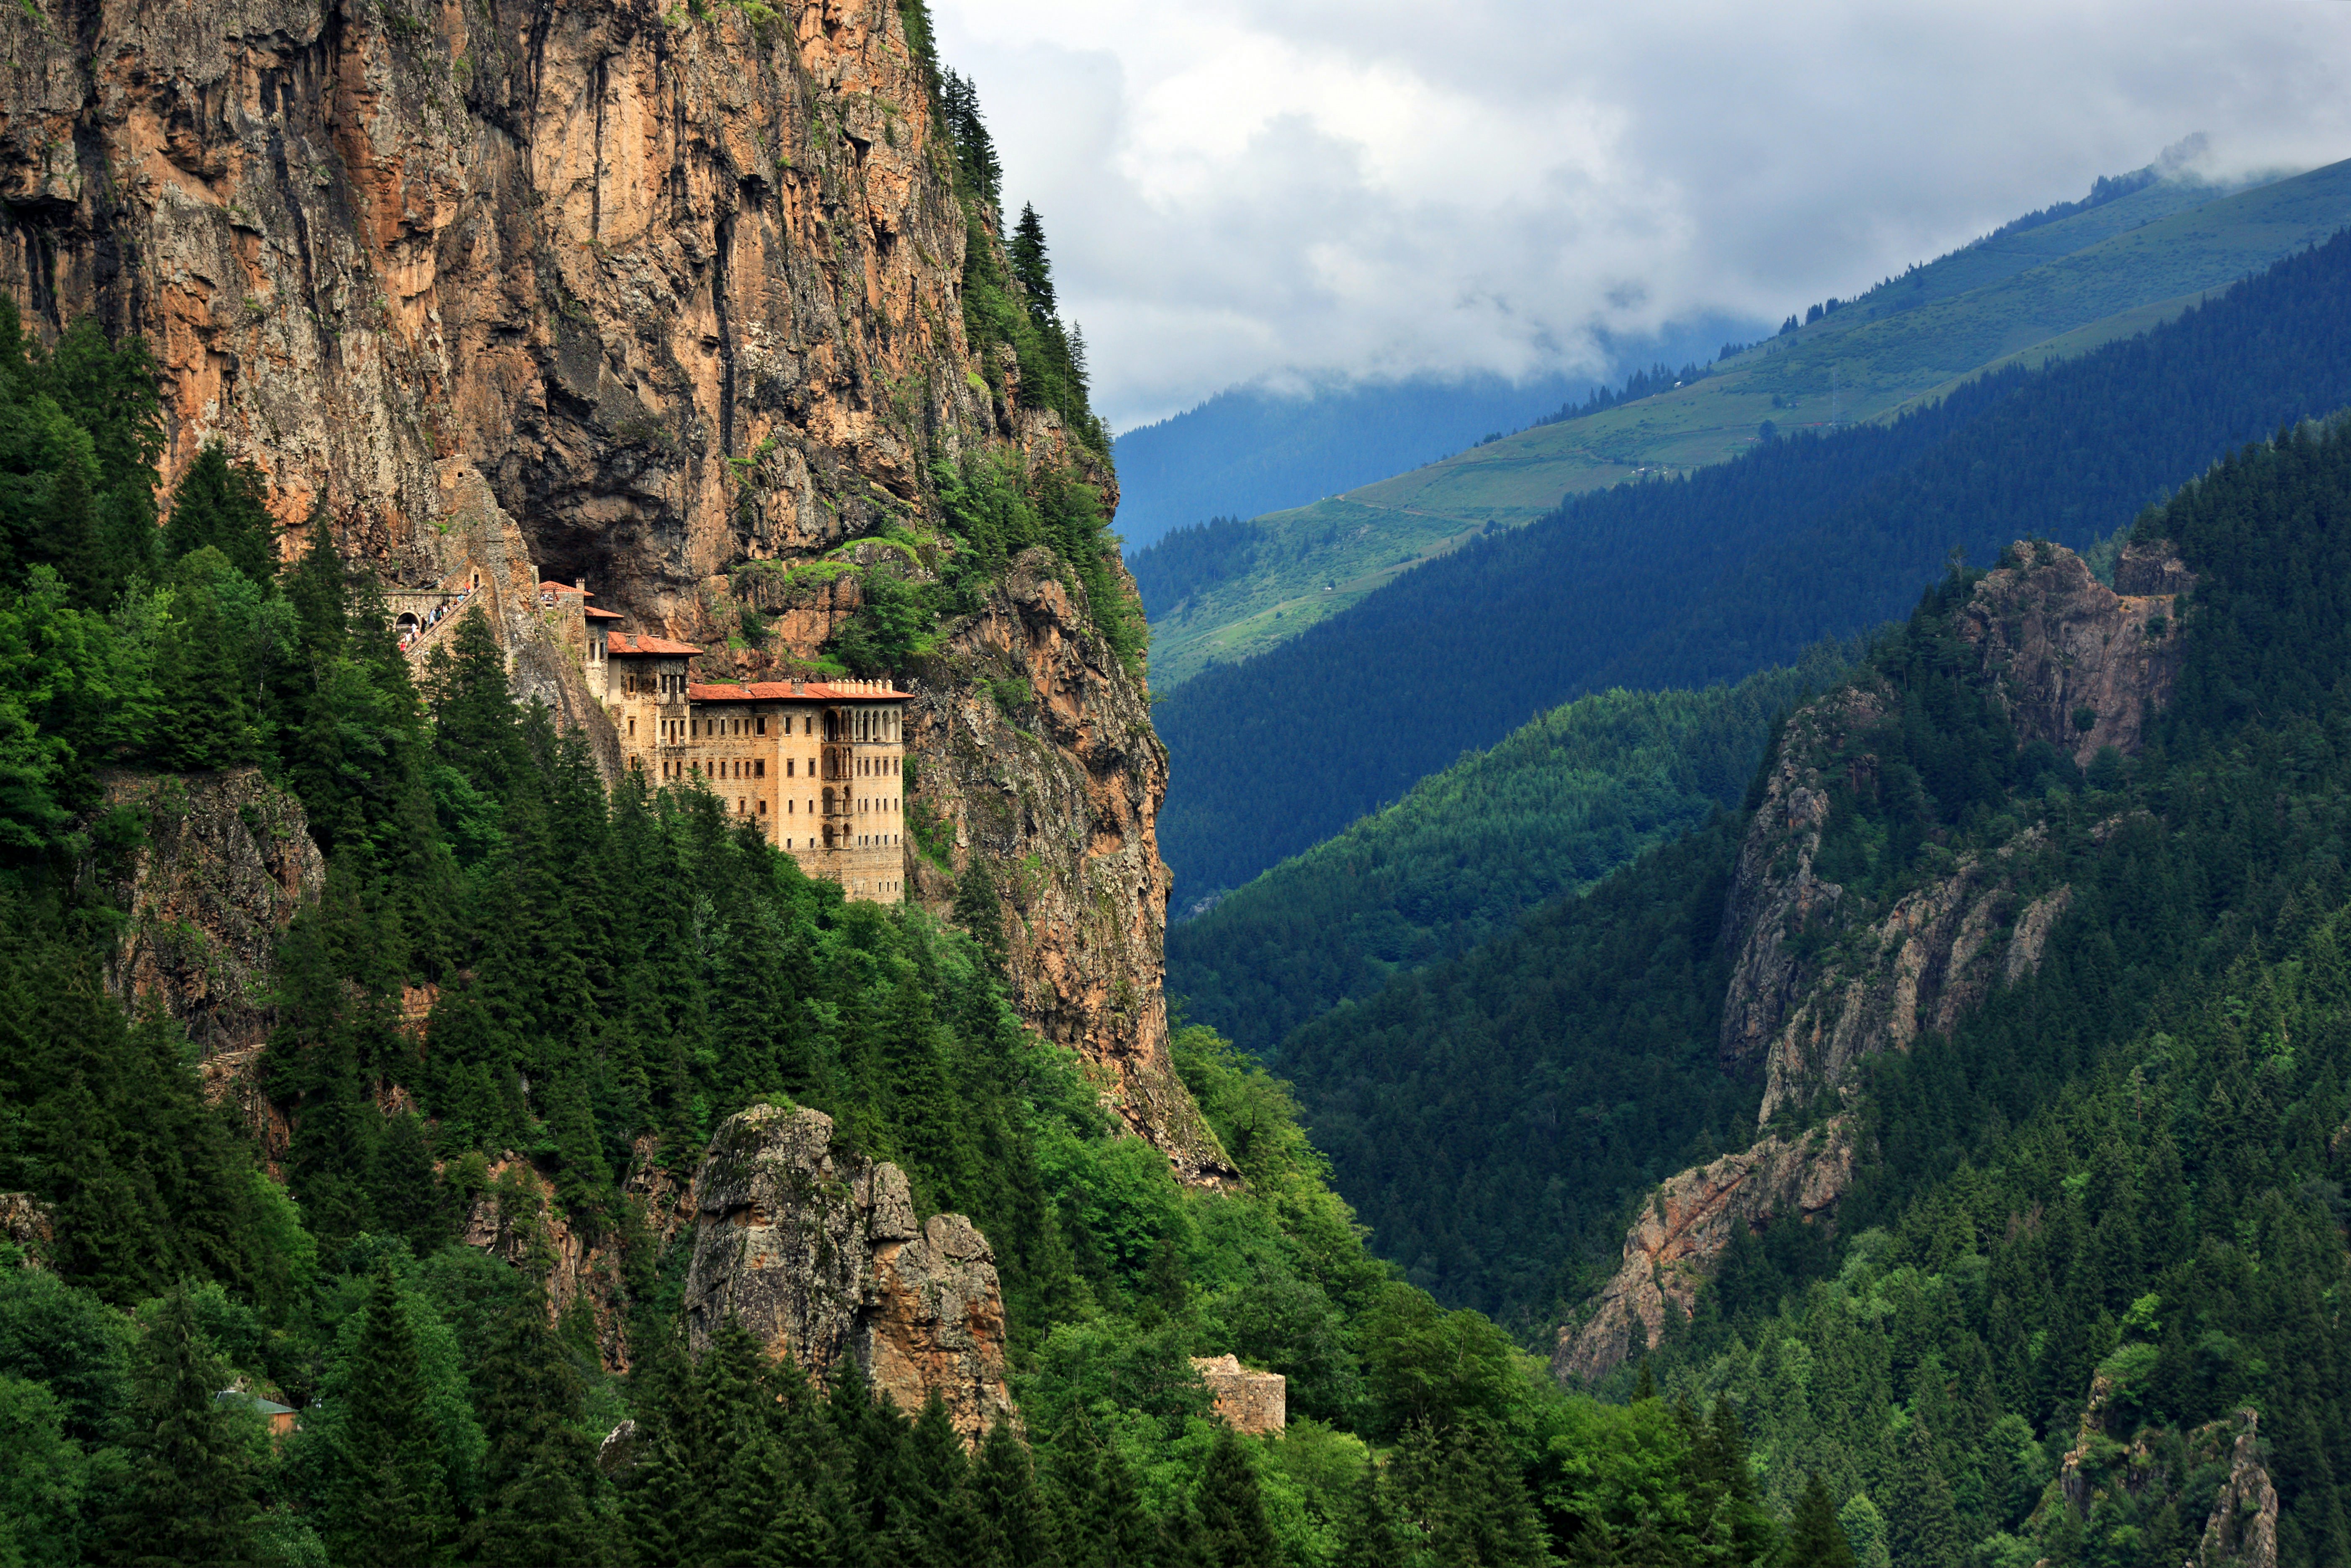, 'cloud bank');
929,0,2351,429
